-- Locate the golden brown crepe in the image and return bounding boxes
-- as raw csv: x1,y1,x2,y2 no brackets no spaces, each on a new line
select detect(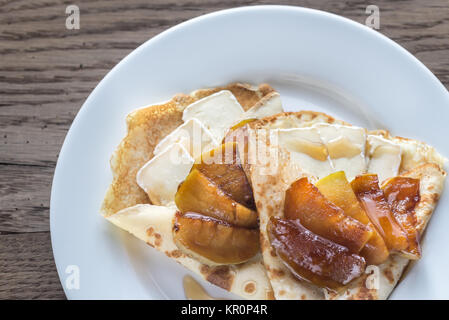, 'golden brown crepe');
248,111,446,300
107,204,273,299
102,83,446,300
101,83,274,217
102,83,275,299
